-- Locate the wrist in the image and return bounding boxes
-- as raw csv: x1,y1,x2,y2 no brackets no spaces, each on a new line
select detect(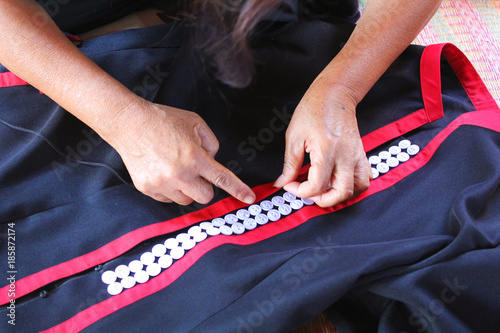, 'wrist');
94,93,152,151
